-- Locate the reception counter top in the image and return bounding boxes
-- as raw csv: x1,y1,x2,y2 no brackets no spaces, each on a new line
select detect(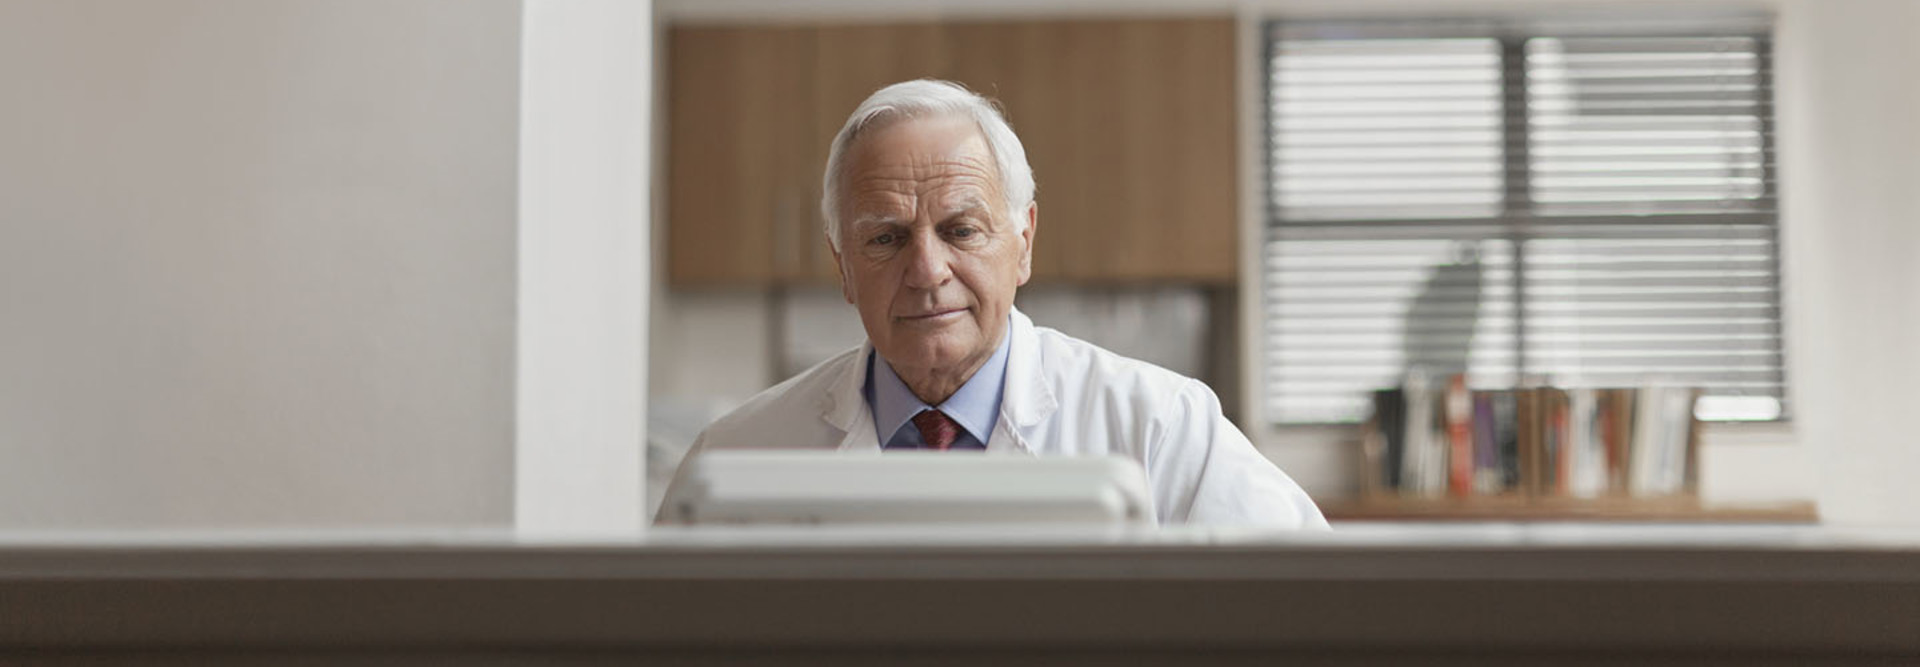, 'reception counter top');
3,524,1917,665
